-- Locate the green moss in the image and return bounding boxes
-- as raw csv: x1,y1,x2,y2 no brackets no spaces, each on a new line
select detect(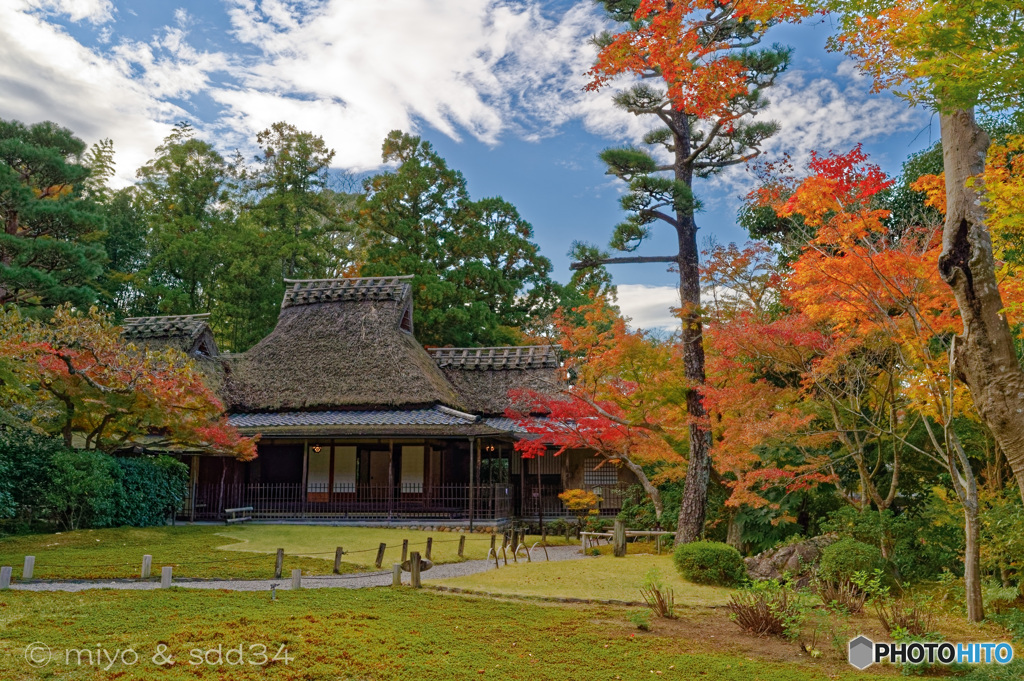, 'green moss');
0,588,904,680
